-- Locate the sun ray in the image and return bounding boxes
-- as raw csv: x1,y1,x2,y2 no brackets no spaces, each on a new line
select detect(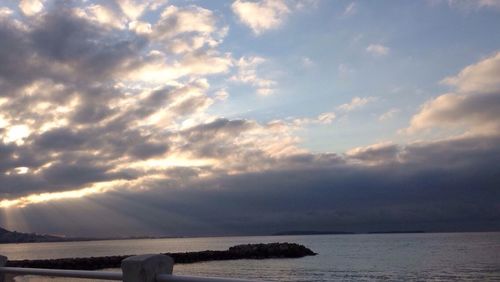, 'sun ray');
0,180,127,209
